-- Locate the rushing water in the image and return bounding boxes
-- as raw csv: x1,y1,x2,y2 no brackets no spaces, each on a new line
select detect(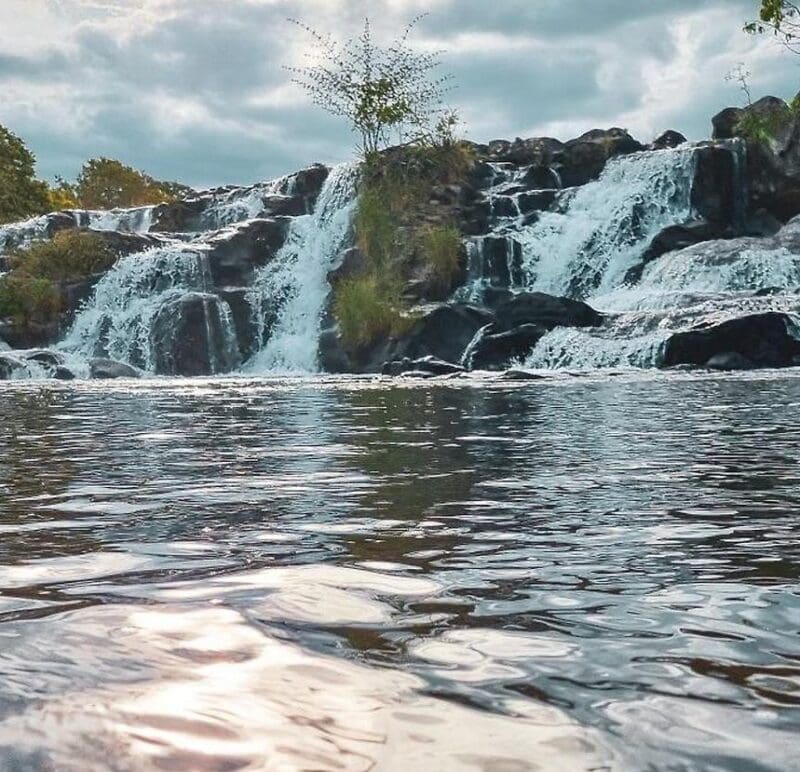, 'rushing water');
0,373,798,771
